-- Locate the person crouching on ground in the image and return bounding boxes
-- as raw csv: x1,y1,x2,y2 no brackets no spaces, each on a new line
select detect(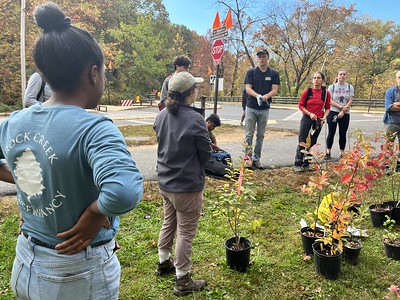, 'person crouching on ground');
153,71,211,297
294,71,331,172
206,113,223,152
